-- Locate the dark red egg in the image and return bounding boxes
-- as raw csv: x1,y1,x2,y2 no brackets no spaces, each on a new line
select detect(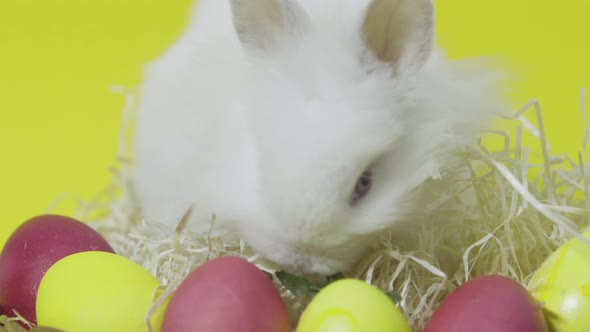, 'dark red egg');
424,274,548,332
0,215,114,323
162,256,290,332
